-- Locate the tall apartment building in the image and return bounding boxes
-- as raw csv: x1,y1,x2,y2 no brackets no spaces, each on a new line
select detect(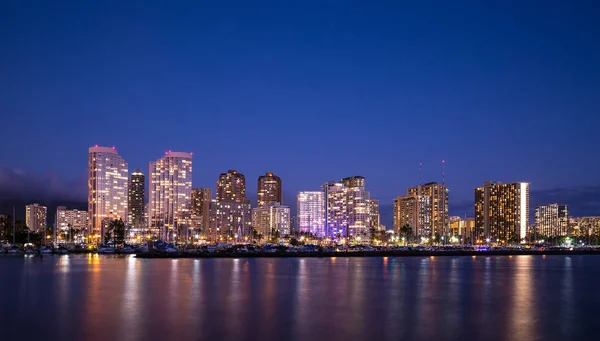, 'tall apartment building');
474,181,530,243
257,172,282,207
252,203,291,238
208,200,252,239
393,195,431,237
535,204,569,237
211,170,251,240
128,169,145,229
216,170,246,203
88,146,128,240
297,191,326,238
369,199,381,230
407,182,448,236
191,188,212,235
148,151,193,241
323,176,371,238
56,206,89,232
26,203,47,233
